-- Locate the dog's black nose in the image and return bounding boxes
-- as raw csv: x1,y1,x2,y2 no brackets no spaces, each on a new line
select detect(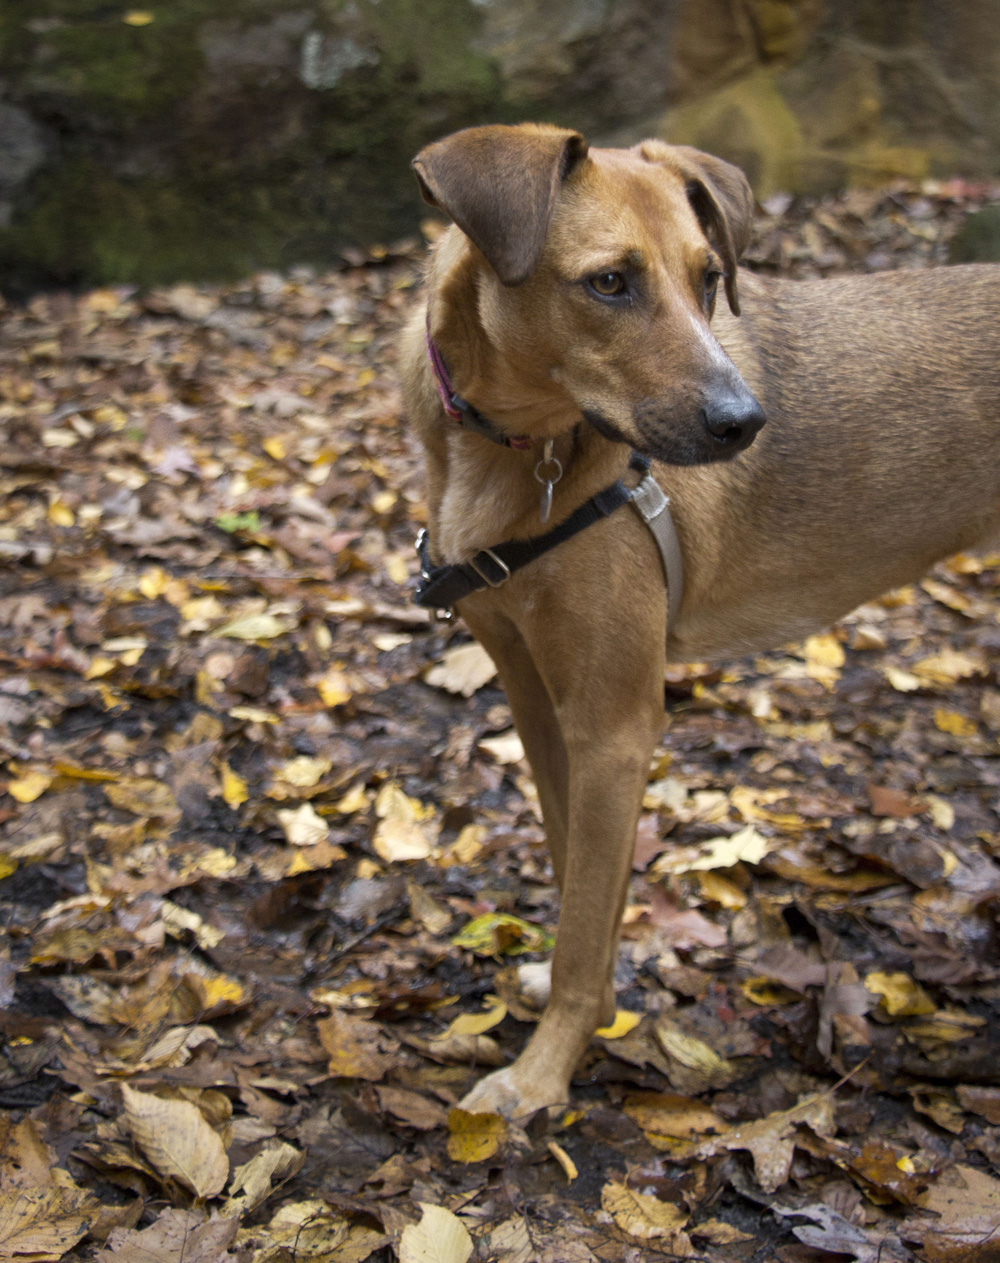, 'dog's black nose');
701,390,766,451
